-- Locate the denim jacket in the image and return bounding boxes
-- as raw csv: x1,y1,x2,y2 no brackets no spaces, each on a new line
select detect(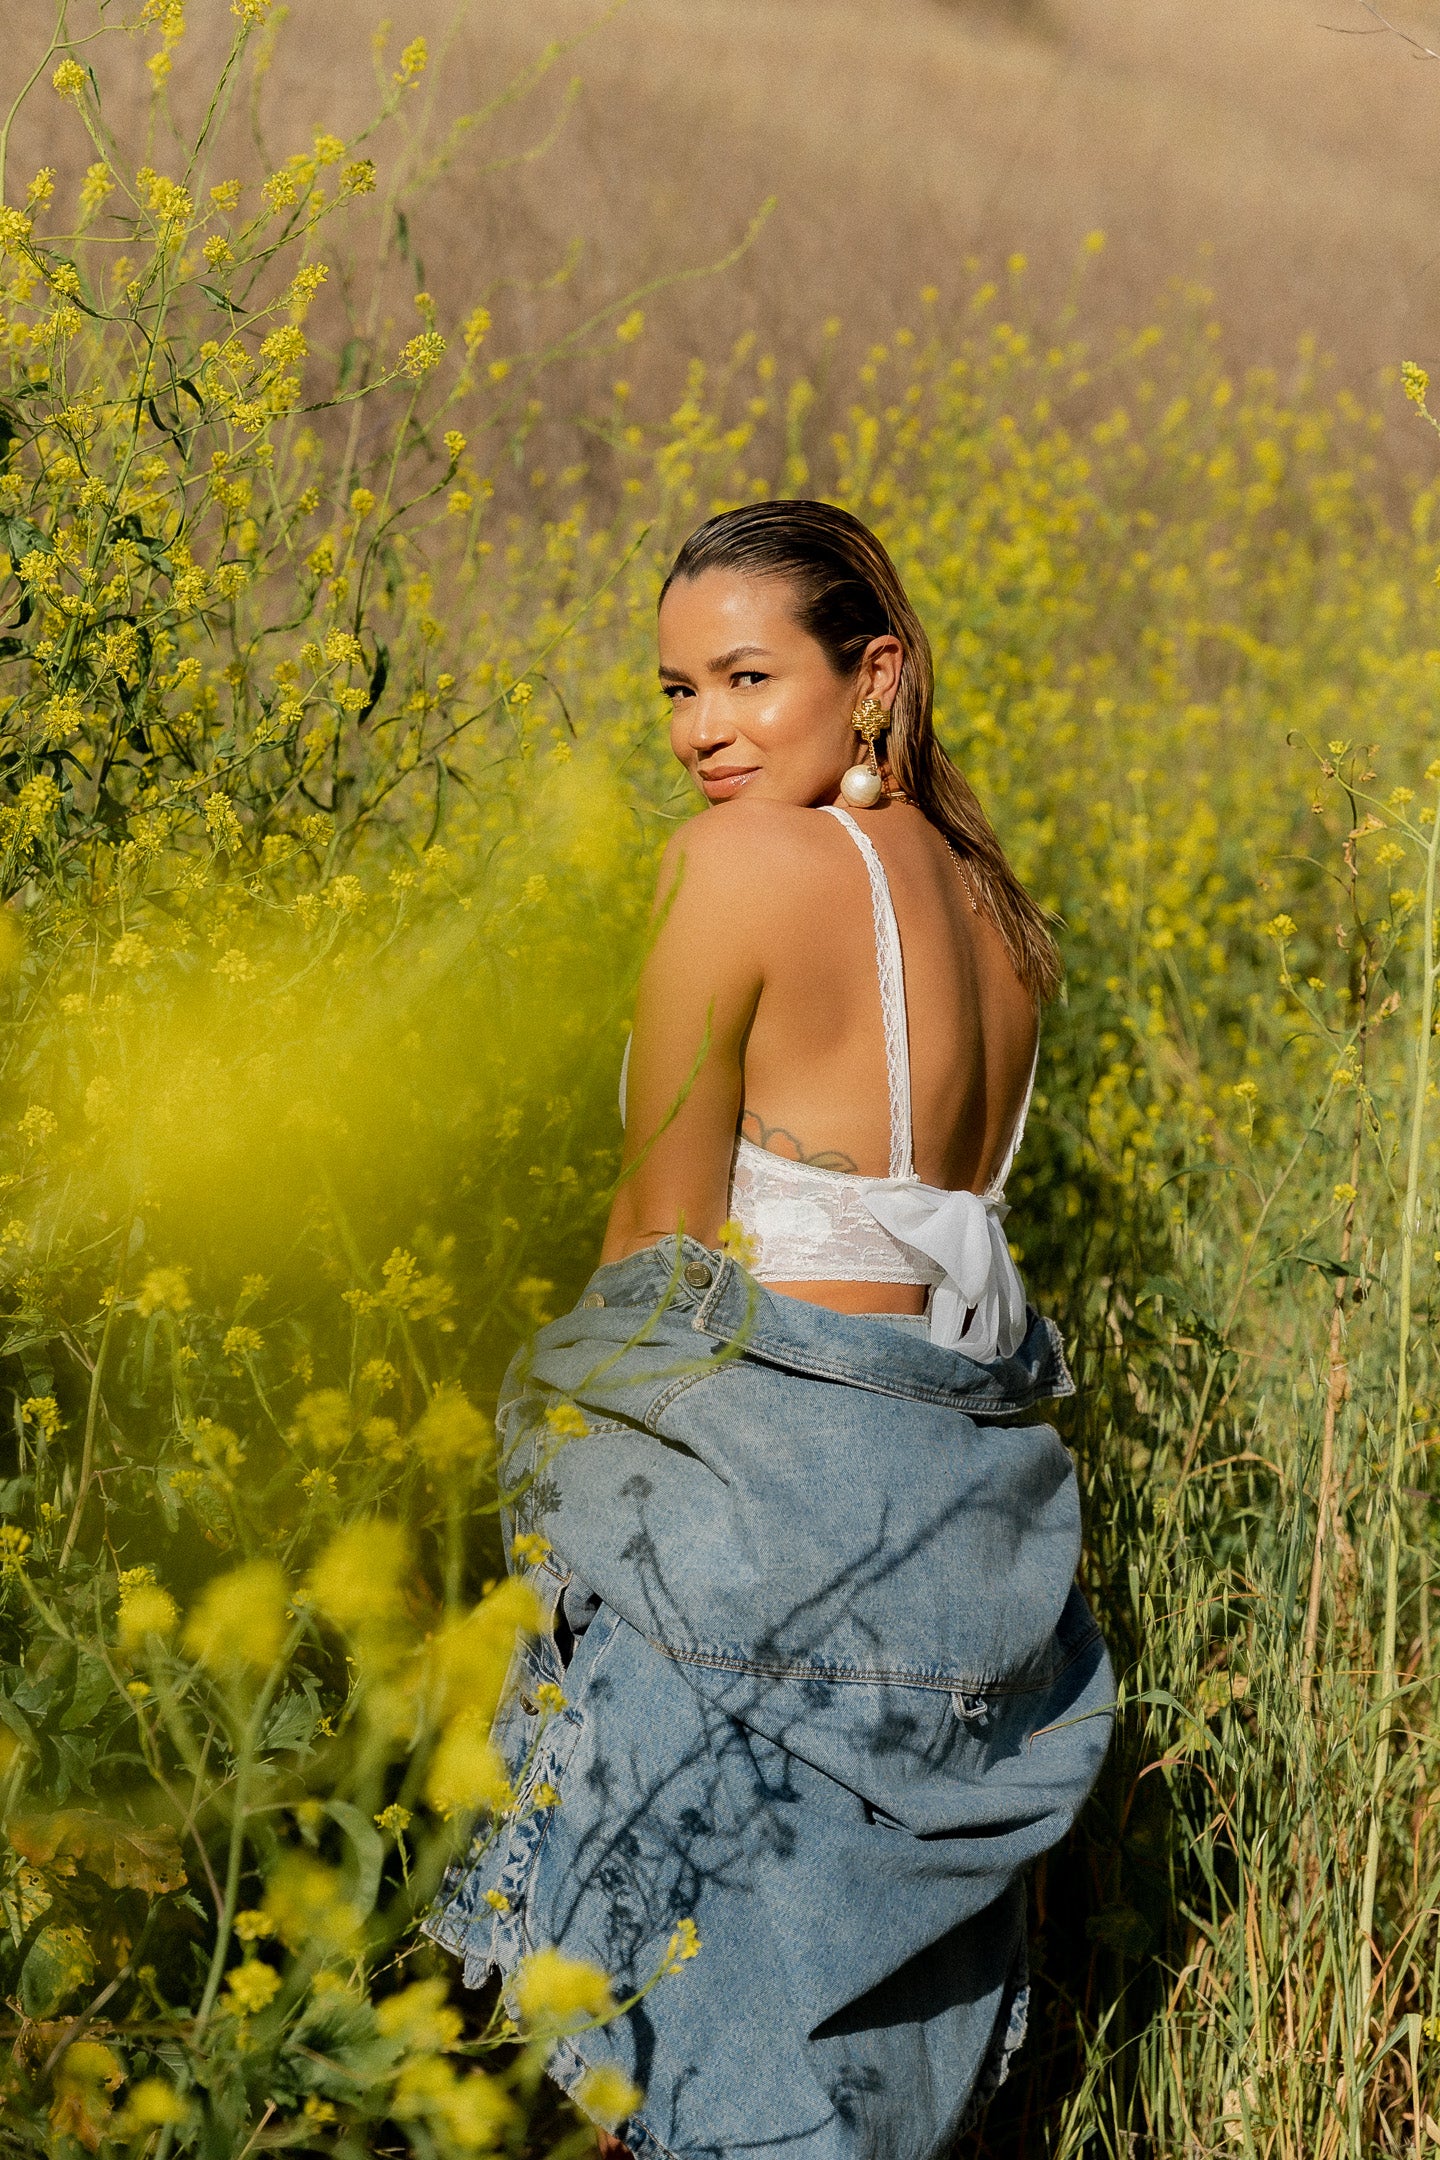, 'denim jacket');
426,1239,1113,2160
